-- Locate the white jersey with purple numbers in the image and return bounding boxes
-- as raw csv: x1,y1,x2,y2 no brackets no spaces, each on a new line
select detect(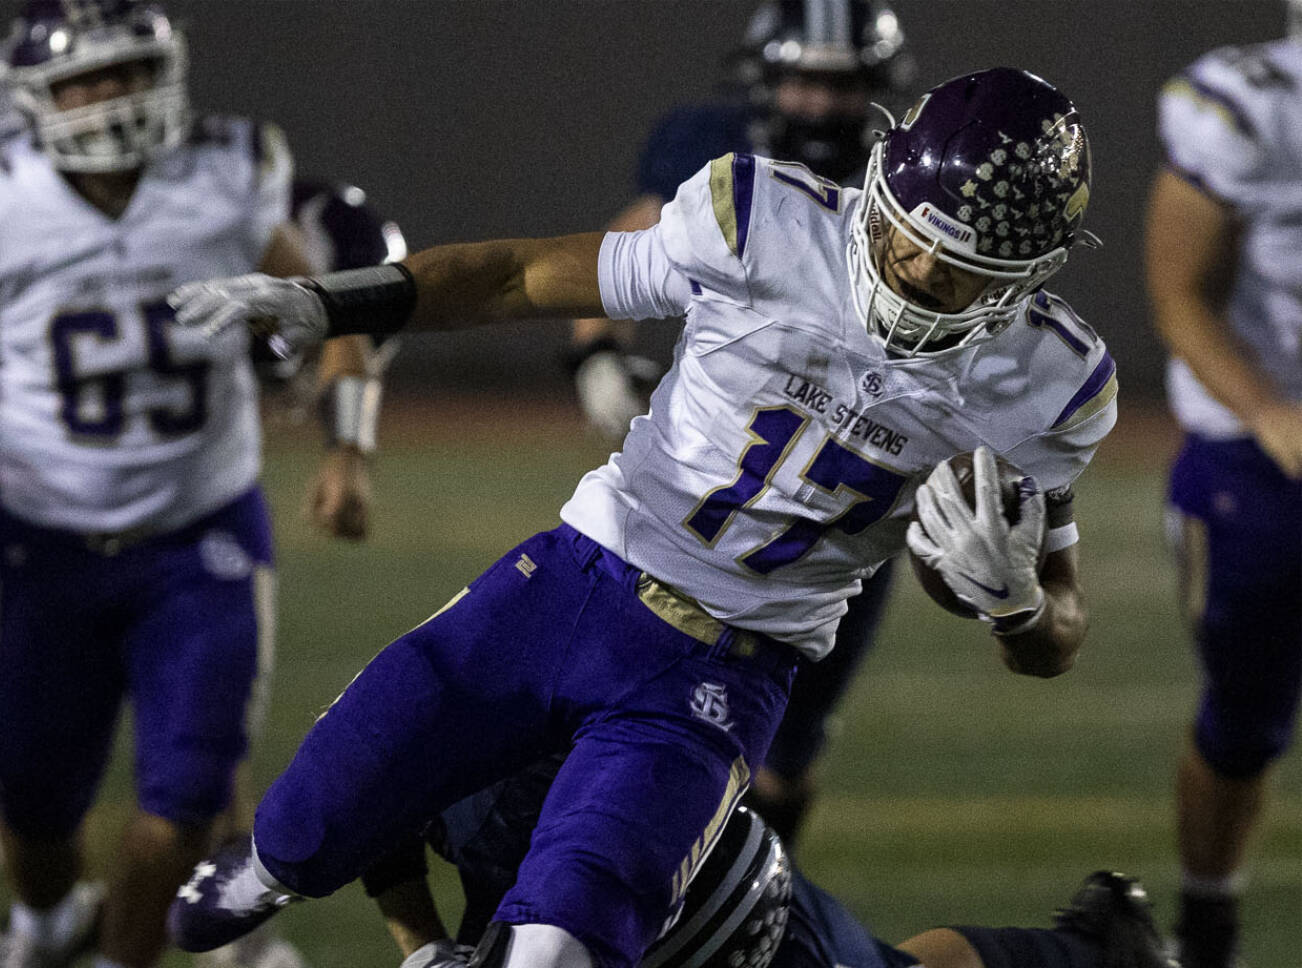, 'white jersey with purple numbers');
0,118,292,533
1158,40,1302,437
561,154,1117,659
